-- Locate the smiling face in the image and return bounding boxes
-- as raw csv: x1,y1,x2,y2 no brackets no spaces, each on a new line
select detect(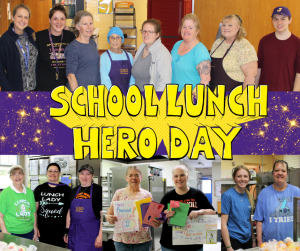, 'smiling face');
125,169,142,188
142,23,159,46
12,8,30,35
181,19,198,42
273,162,288,186
79,169,94,187
233,169,250,189
76,16,94,39
221,18,240,41
10,168,24,187
50,10,66,35
173,167,188,188
47,165,60,183
109,33,122,50
272,14,291,33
